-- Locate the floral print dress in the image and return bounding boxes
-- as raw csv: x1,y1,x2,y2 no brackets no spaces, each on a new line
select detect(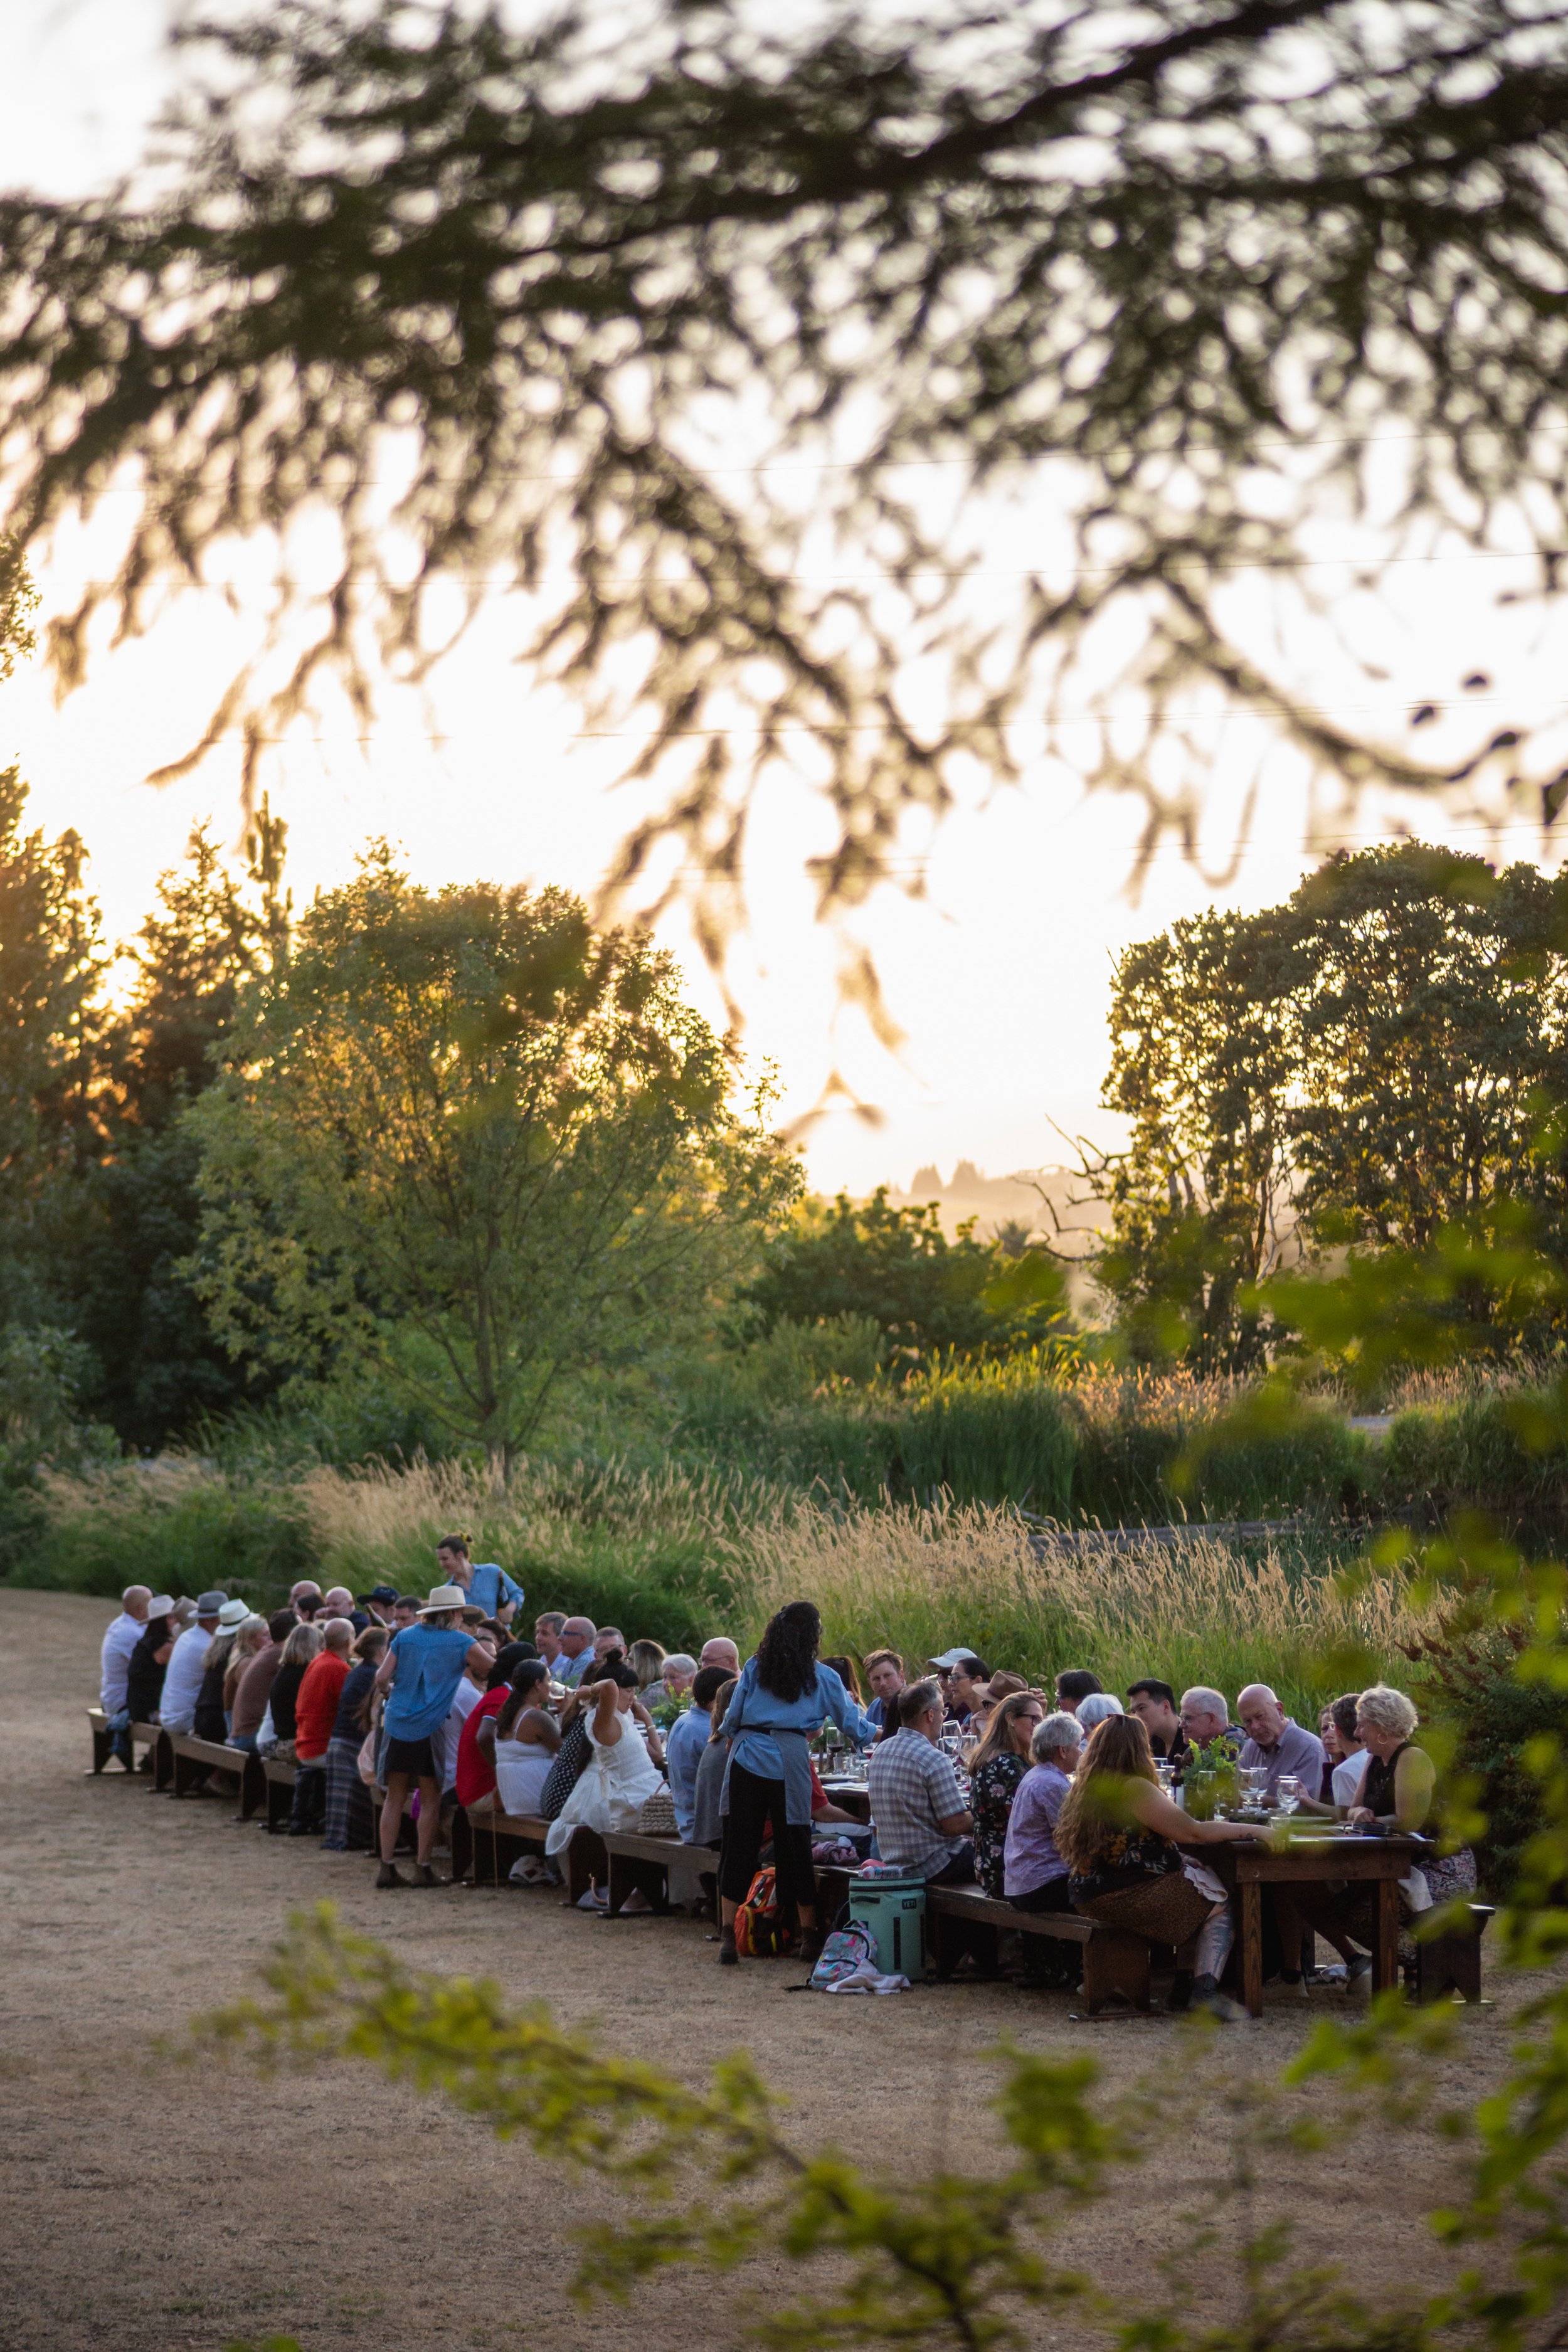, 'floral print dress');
970,1752,1029,1897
